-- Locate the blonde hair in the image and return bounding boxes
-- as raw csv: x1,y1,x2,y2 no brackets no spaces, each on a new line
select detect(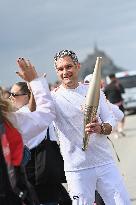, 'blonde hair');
0,87,13,122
